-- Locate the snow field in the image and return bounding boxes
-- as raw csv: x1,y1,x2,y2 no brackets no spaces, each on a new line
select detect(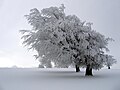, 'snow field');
0,68,120,90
